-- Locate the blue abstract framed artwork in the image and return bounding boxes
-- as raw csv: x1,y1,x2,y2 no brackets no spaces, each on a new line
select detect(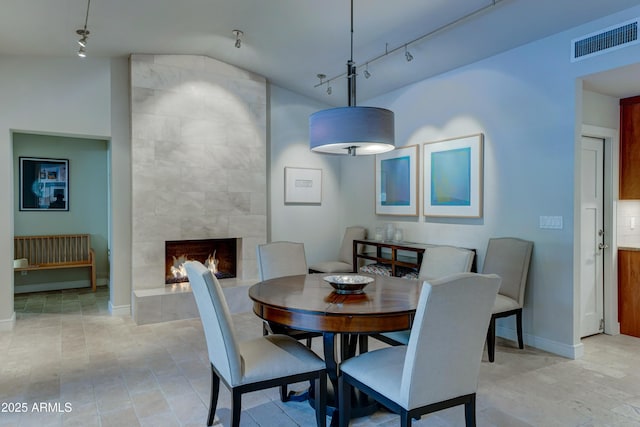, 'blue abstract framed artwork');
375,145,418,216
423,134,483,218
